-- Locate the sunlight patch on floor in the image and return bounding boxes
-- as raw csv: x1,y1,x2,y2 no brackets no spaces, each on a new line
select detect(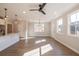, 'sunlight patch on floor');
35,39,46,44
41,44,53,54
23,44,53,56
23,48,40,56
